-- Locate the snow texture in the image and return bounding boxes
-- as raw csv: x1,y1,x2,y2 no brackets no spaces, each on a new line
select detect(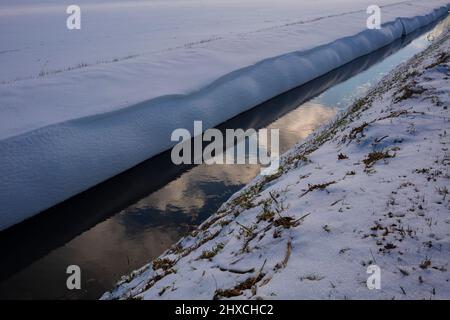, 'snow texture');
103,29,450,300
0,1,449,230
